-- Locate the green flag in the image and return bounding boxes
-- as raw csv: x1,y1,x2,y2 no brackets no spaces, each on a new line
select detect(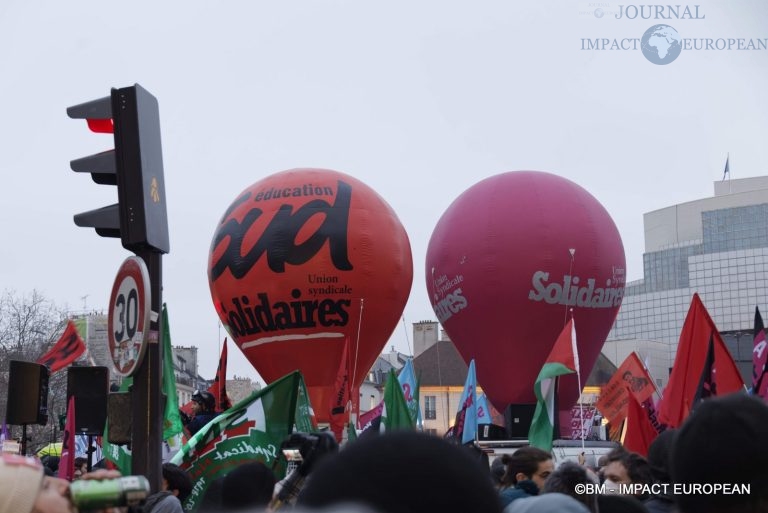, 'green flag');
528,319,577,451
295,372,317,433
162,304,183,440
171,371,313,513
347,421,358,442
382,369,415,432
